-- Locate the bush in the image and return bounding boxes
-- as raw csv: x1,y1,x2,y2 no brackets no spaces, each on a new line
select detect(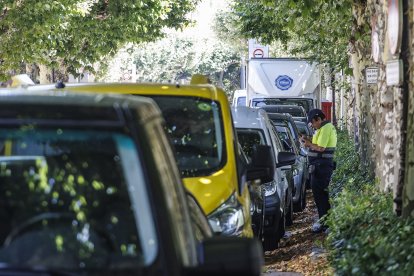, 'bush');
326,131,414,275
